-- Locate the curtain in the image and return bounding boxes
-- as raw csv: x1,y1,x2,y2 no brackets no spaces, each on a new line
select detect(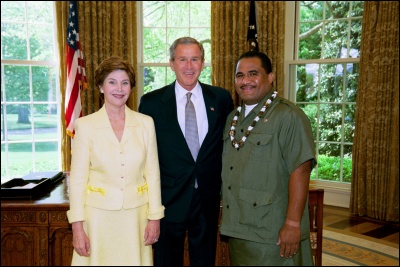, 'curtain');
350,1,399,222
211,1,285,106
56,1,137,171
